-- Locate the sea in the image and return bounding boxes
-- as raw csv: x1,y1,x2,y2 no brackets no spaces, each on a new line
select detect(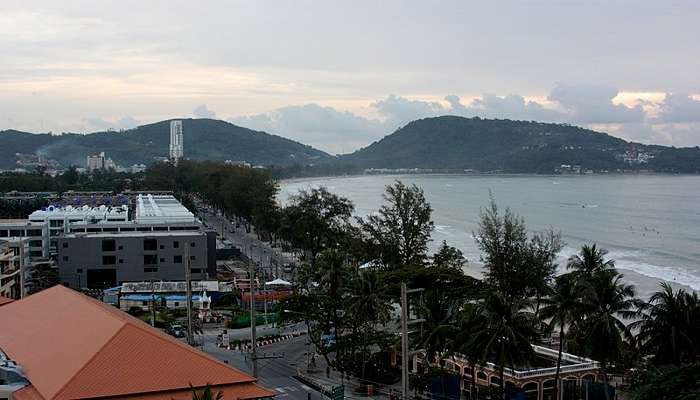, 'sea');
280,174,700,299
